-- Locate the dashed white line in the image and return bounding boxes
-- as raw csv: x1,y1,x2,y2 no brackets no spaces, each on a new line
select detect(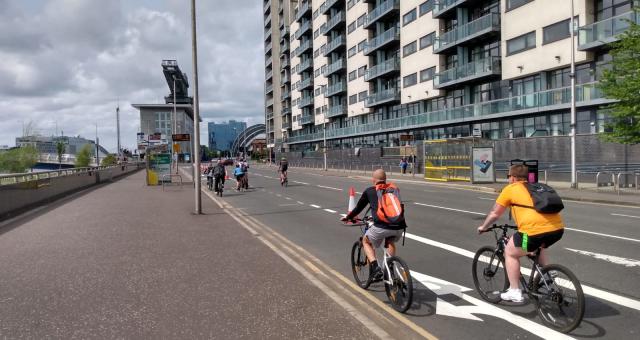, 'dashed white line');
414,202,486,216
276,194,282,197
293,181,310,185
566,247,640,267
317,185,343,191
297,201,305,205
478,197,494,201
285,197,292,200
611,213,640,219
310,204,321,209
323,209,337,214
